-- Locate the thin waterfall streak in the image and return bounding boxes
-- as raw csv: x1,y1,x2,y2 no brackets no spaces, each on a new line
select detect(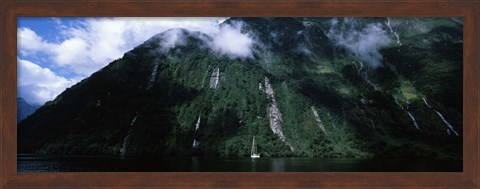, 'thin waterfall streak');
195,116,201,131
423,97,432,109
394,97,405,110
407,111,420,130
311,106,327,134
362,71,377,90
422,97,459,136
119,135,130,156
120,113,139,156
435,111,459,136
387,17,402,45
356,61,364,75
192,139,199,148
209,68,220,89
369,119,375,129
146,63,159,90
